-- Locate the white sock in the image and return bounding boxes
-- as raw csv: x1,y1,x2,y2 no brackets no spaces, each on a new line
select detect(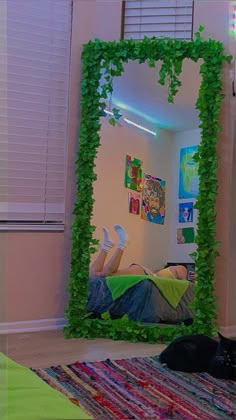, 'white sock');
101,227,114,252
114,224,128,250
